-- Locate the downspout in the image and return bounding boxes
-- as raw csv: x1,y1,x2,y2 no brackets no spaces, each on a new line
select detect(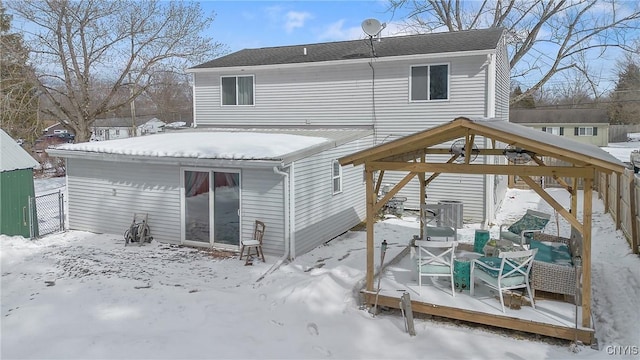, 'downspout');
484,53,497,229
257,164,291,282
191,73,198,128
